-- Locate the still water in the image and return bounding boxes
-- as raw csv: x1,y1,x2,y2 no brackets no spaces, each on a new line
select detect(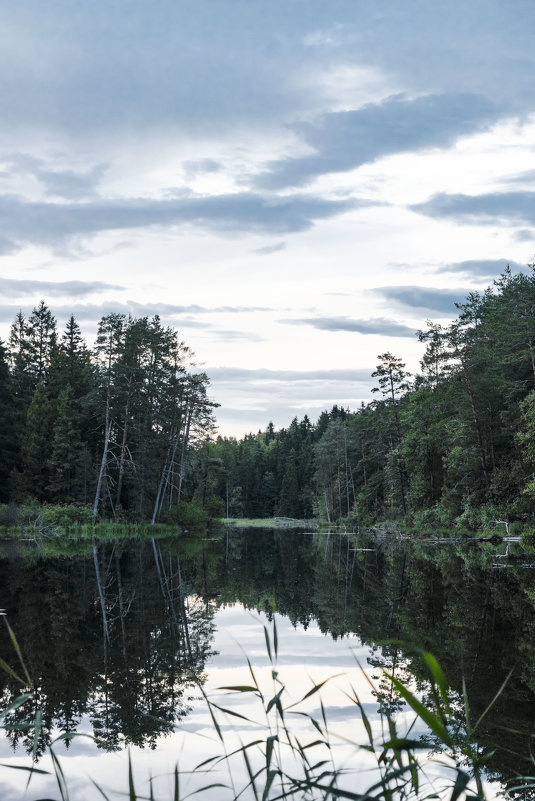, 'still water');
0,527,534,799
